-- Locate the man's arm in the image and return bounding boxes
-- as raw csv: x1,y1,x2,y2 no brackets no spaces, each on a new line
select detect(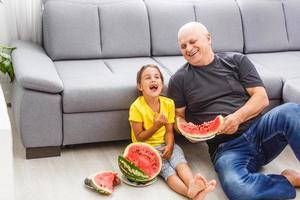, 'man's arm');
219,86,269,134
